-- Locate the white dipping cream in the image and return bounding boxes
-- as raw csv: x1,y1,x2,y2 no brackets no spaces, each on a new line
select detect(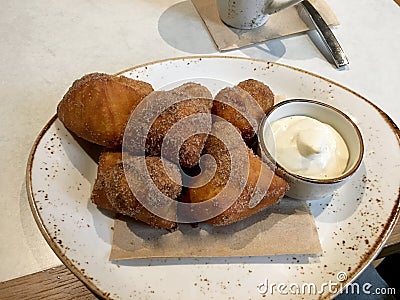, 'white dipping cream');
266,116,349,179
